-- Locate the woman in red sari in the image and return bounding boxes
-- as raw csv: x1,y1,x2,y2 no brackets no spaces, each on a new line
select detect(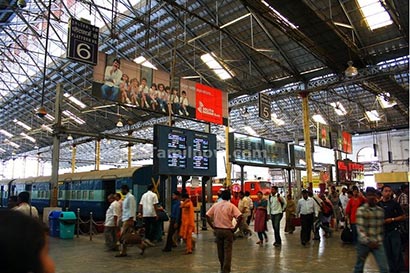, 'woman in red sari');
253,191,268,245
180,192,195,254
